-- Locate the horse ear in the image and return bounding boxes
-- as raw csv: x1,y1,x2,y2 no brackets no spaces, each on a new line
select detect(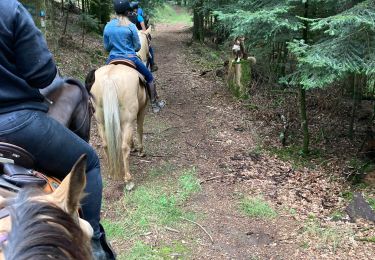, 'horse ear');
67,154,87,214
51,154,87,215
